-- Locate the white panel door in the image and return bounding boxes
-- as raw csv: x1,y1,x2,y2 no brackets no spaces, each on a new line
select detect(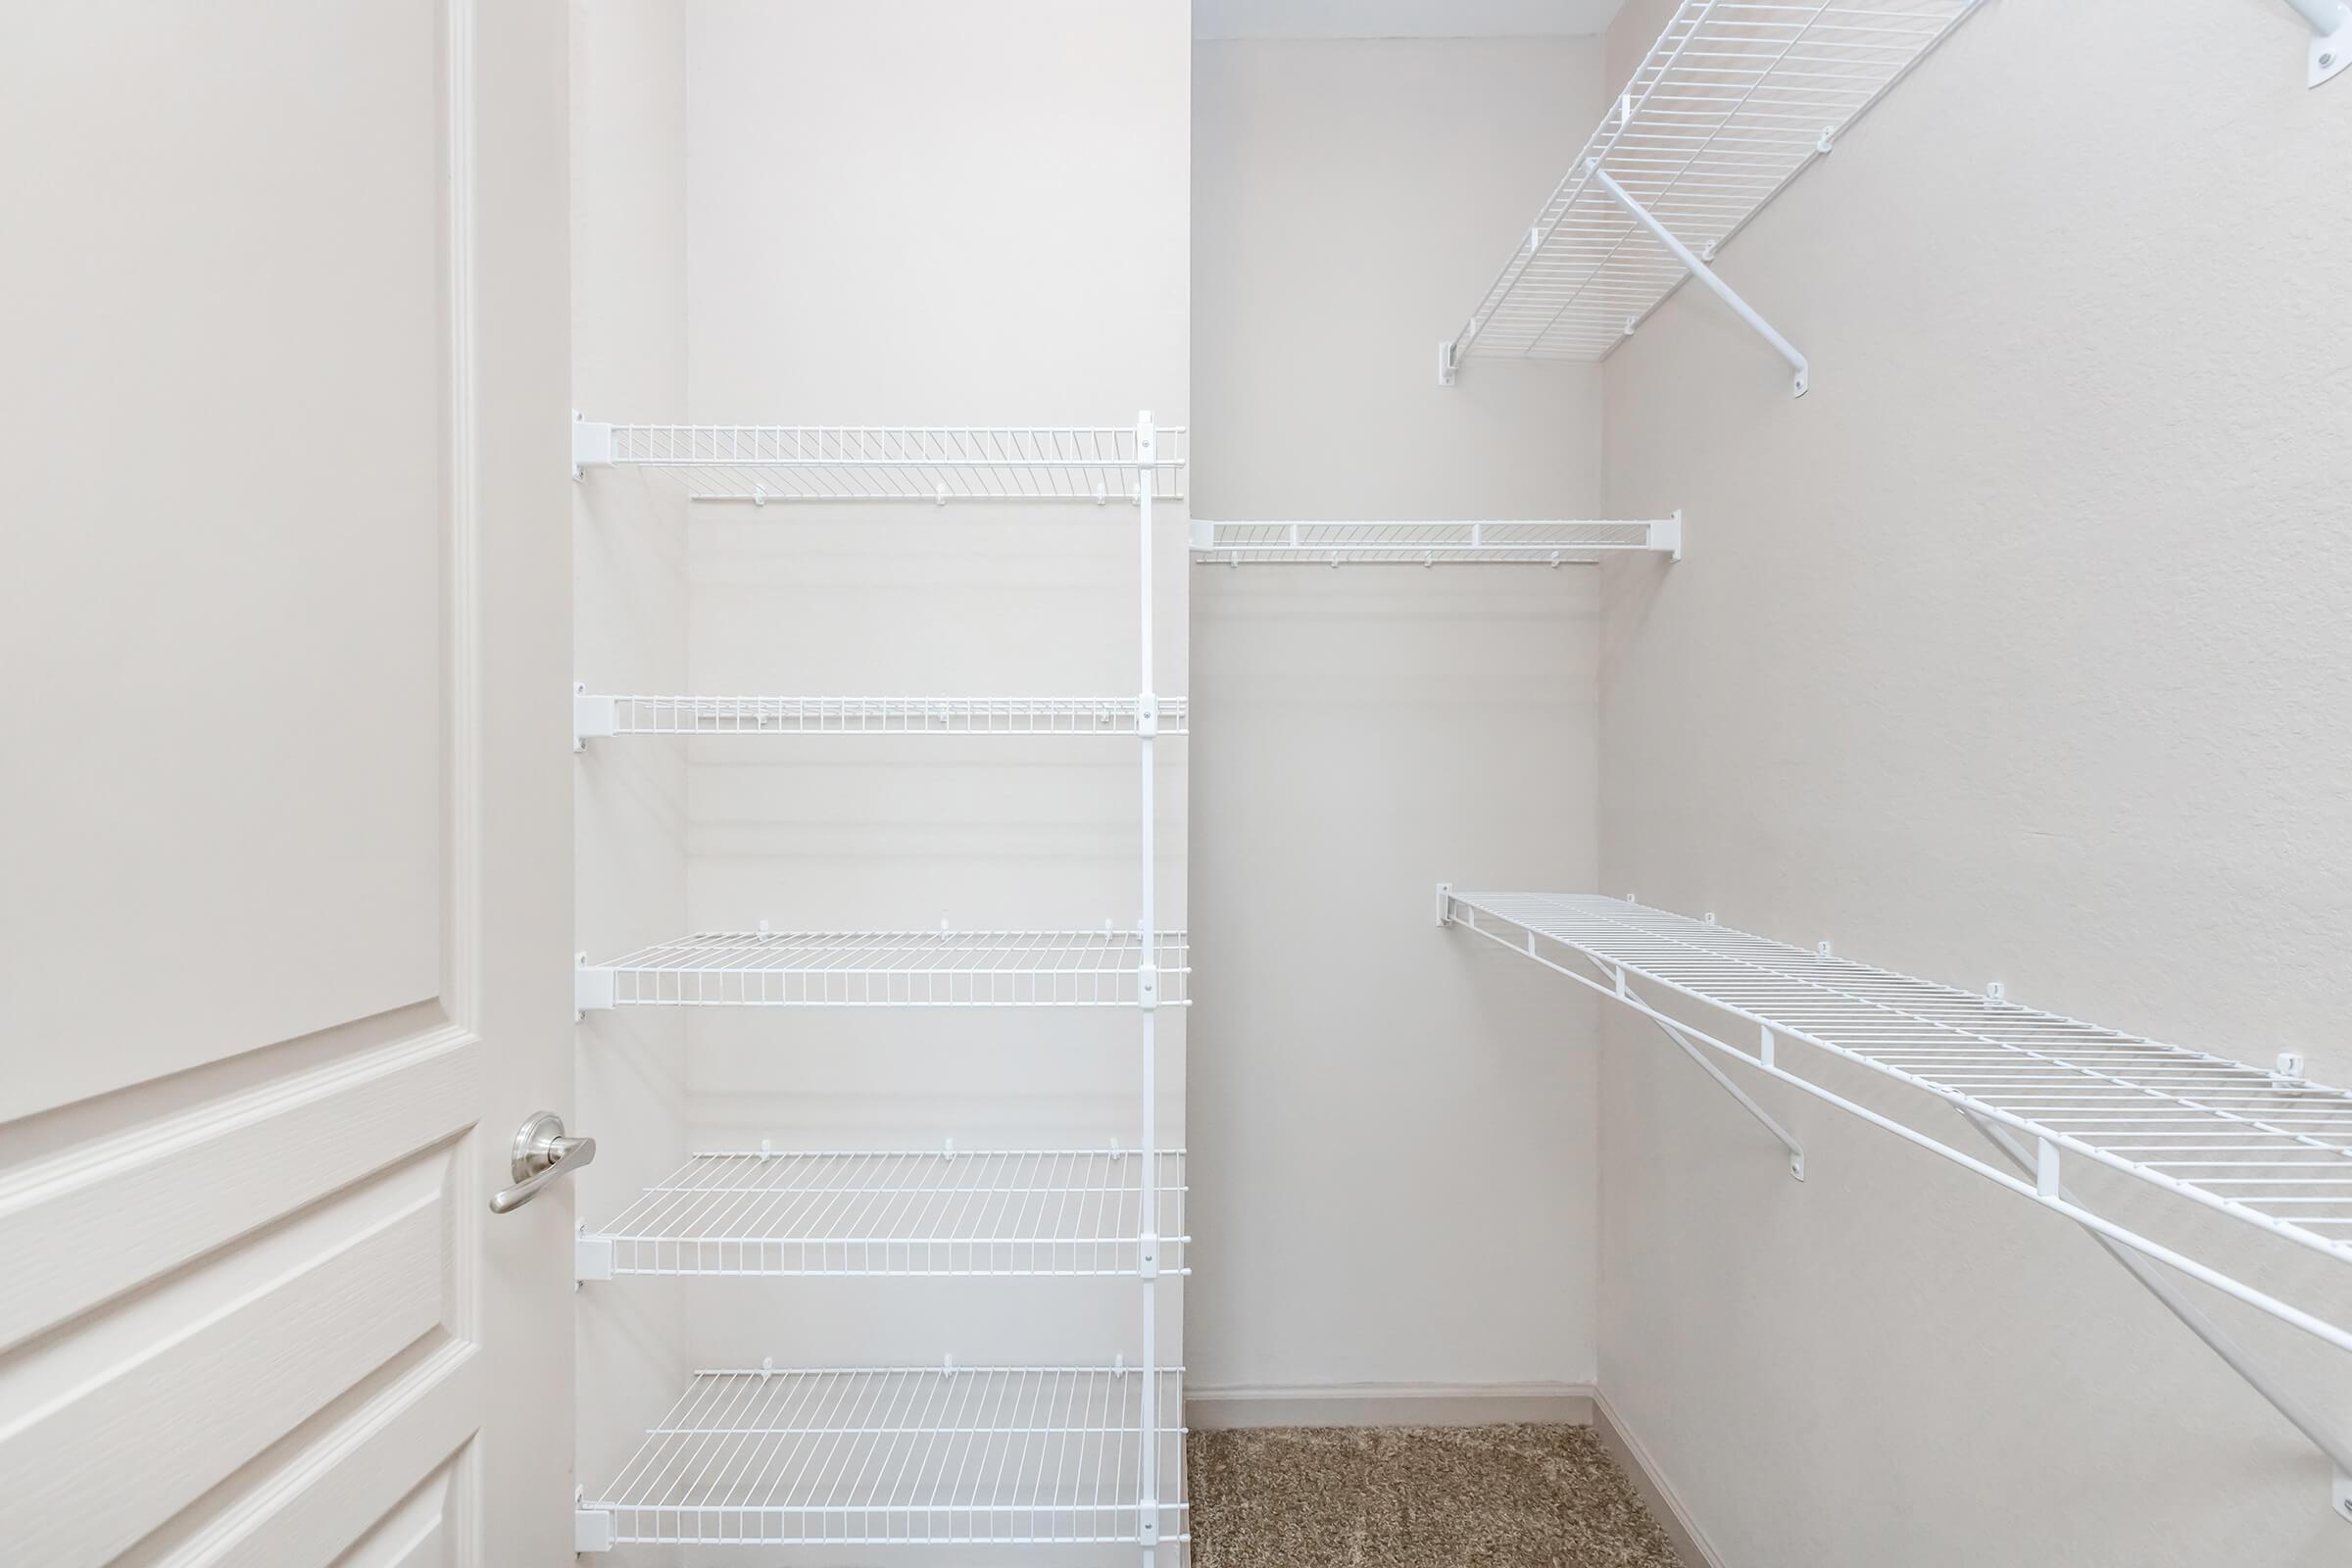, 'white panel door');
0,3,573,1563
